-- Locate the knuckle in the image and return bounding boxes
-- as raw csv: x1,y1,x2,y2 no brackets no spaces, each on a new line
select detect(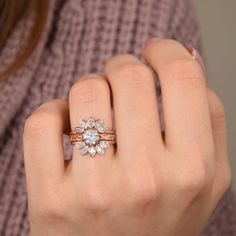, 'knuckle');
144,38,183,51
37,202,63,220
213,102,226,121
164,39,184,48
163,39,189,50
164,58,203,81
109,62,153,86
127,166,159,205
207,88,226,122
35,192,67,220
24,111,56,139
81,187,110,213
69,75,108,104
131,180,158,205
176,163,208,198
105,53,140,69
